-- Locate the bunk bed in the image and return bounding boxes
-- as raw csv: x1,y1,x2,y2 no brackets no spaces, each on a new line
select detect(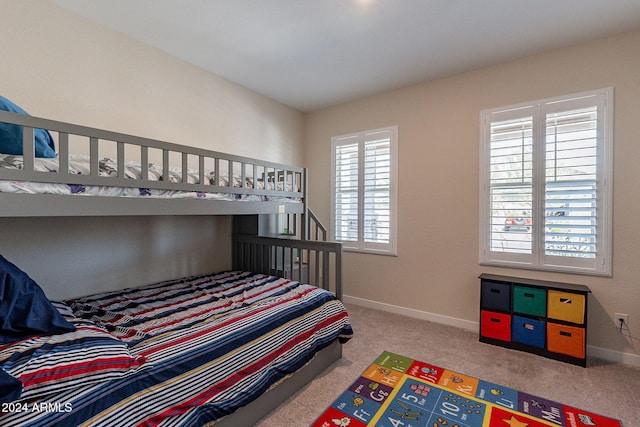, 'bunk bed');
0,105,350,426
